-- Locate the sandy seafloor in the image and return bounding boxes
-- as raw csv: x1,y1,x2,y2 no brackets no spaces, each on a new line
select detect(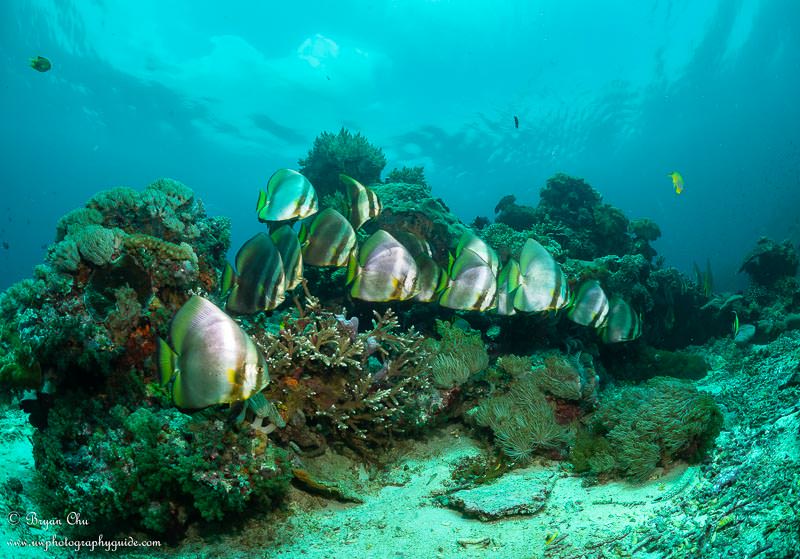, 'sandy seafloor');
1,333,799,559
